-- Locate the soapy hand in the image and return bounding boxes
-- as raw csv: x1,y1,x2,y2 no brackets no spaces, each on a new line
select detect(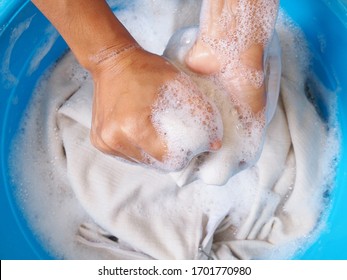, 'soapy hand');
31,0,223,170
165,0,281,185
89,45,222,168
89,45,170,163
